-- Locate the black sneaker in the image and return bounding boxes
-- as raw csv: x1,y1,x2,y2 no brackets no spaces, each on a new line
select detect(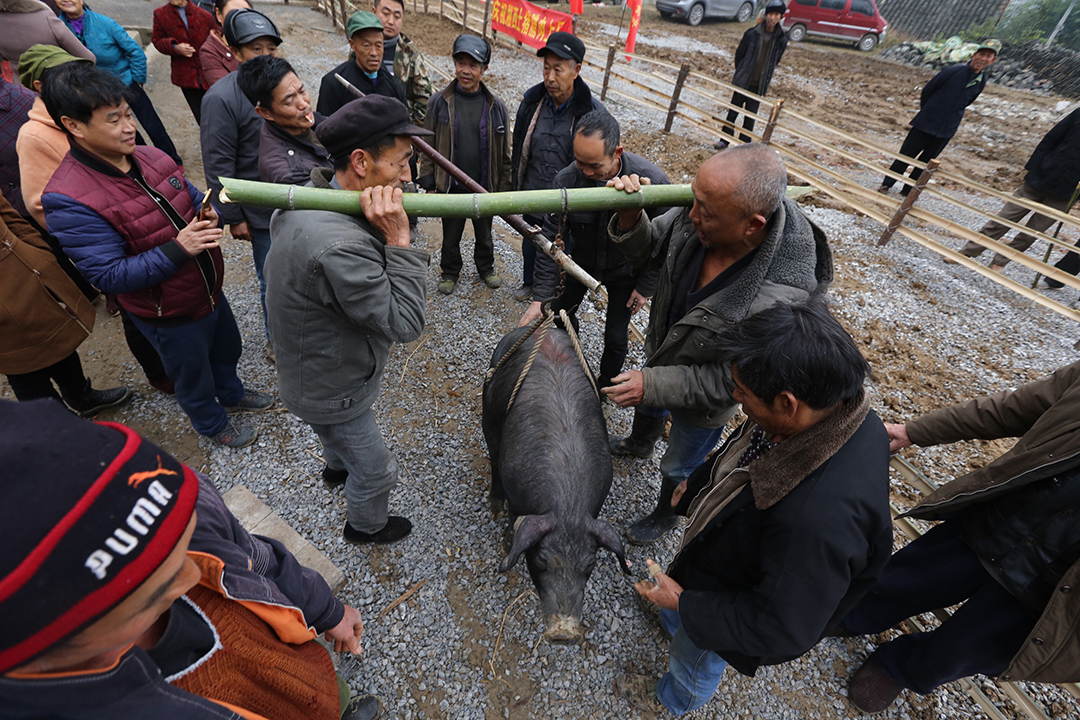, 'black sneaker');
342,694,382,720
342,516,412,545
322,464,348,487
64,384,132,418
513,284,533,302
